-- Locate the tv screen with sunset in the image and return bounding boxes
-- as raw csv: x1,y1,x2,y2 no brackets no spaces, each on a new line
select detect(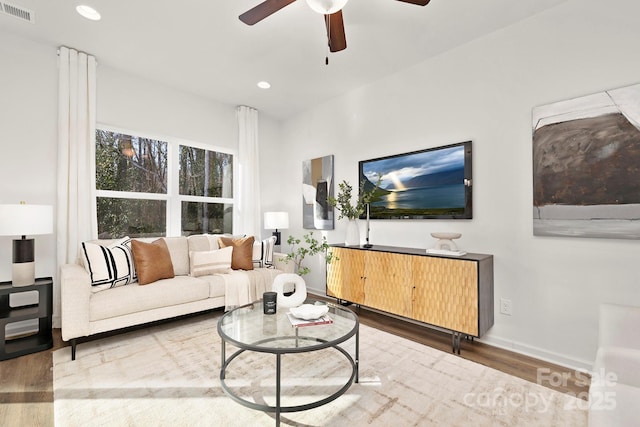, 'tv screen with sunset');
359,141,472,219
